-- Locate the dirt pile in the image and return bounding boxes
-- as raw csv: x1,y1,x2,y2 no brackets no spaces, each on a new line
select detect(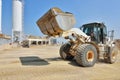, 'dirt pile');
115,39,120,50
